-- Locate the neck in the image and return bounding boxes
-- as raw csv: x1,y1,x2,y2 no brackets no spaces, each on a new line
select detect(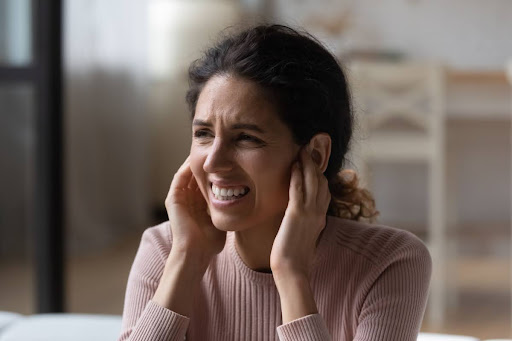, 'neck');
234,215,282,273
233,215,328,273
